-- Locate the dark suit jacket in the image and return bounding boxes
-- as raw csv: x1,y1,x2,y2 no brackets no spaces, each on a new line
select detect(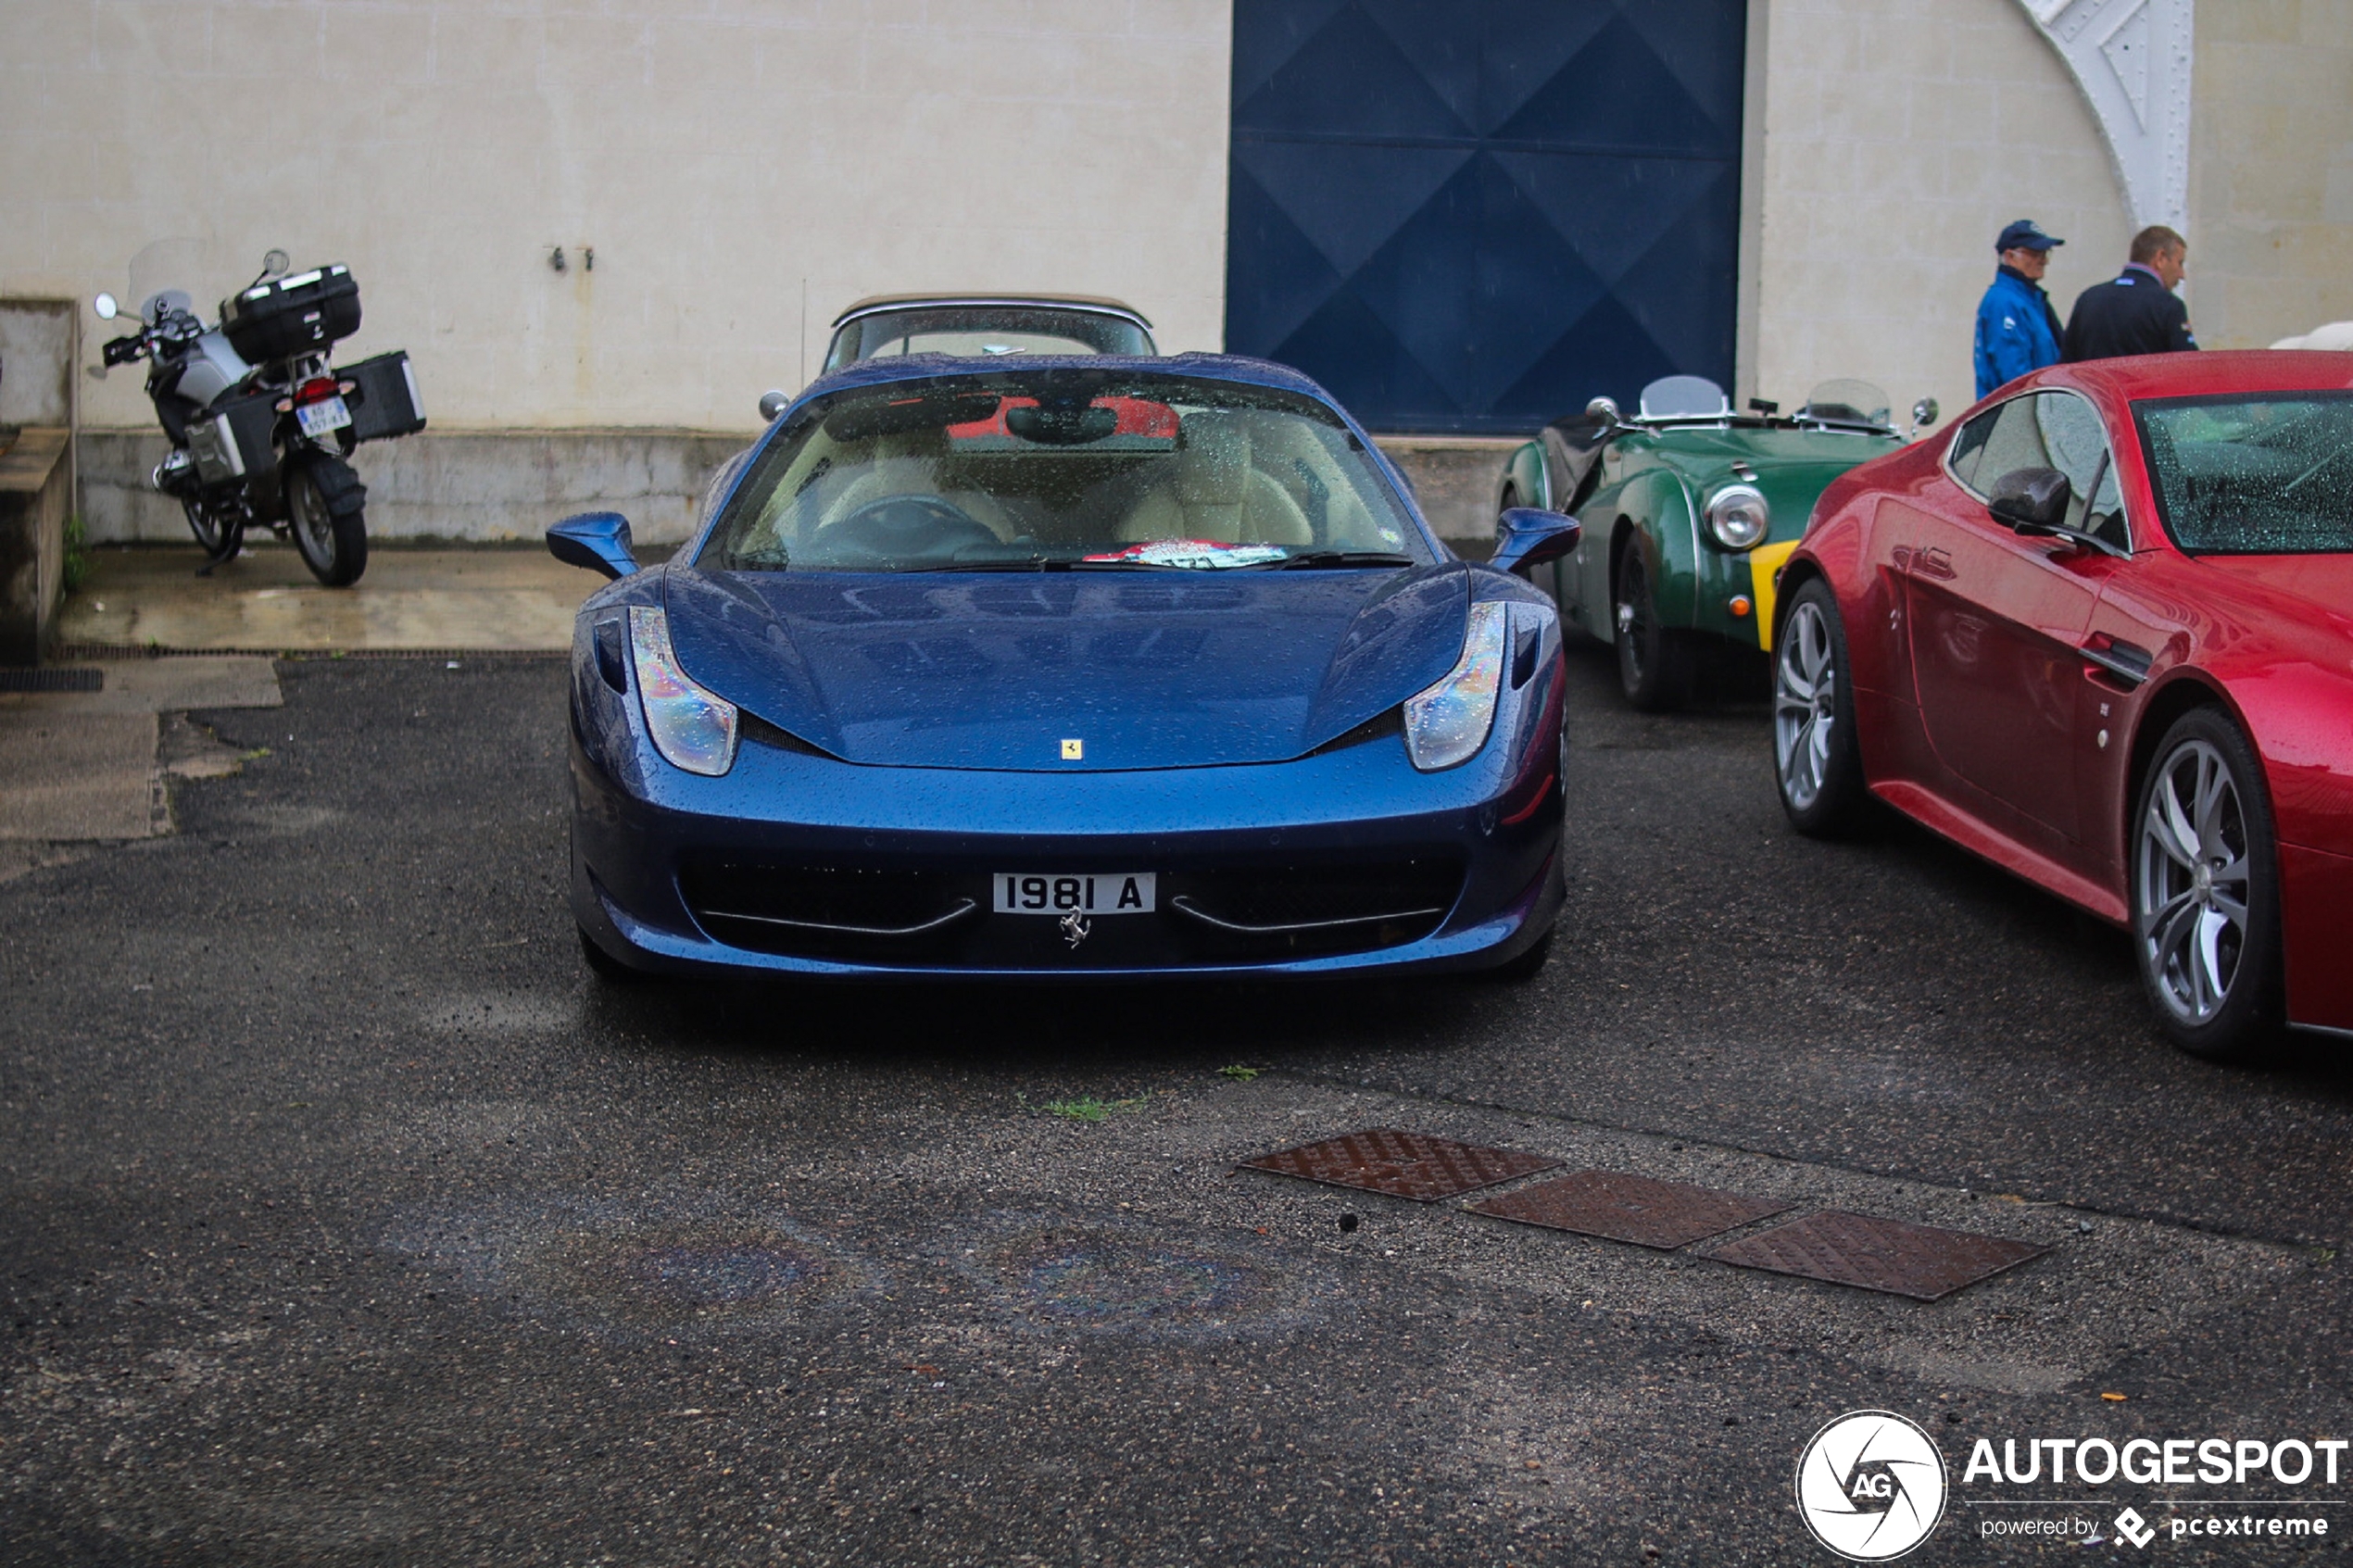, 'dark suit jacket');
2064,266,2198,361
